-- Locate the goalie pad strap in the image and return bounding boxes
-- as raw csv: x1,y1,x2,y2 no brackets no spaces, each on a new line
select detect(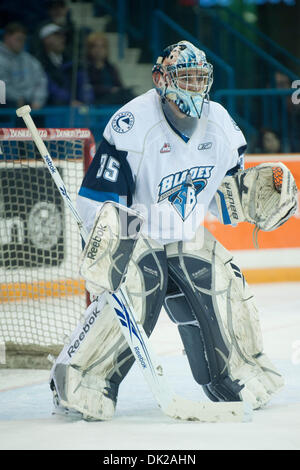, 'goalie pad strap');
164,292,211,385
